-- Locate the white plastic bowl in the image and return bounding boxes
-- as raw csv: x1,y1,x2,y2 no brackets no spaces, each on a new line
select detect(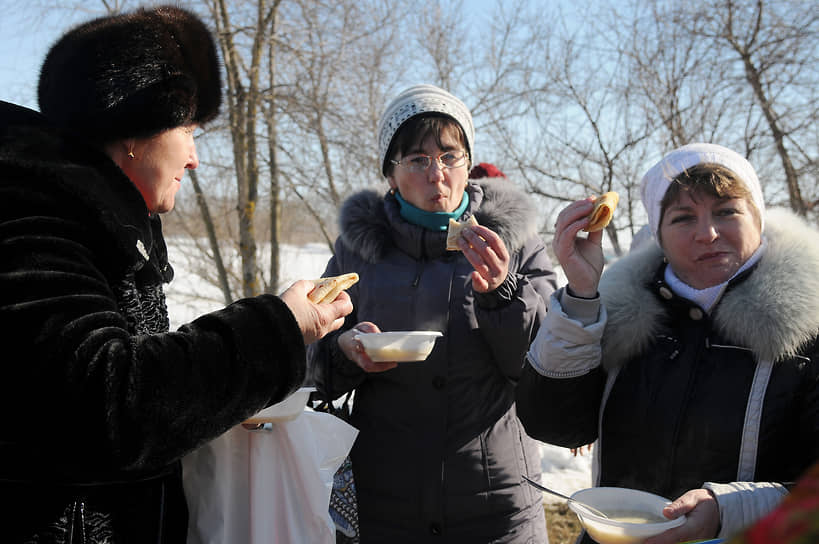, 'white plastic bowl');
355,331,443,362
568,487,685,544
243,386,315,424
